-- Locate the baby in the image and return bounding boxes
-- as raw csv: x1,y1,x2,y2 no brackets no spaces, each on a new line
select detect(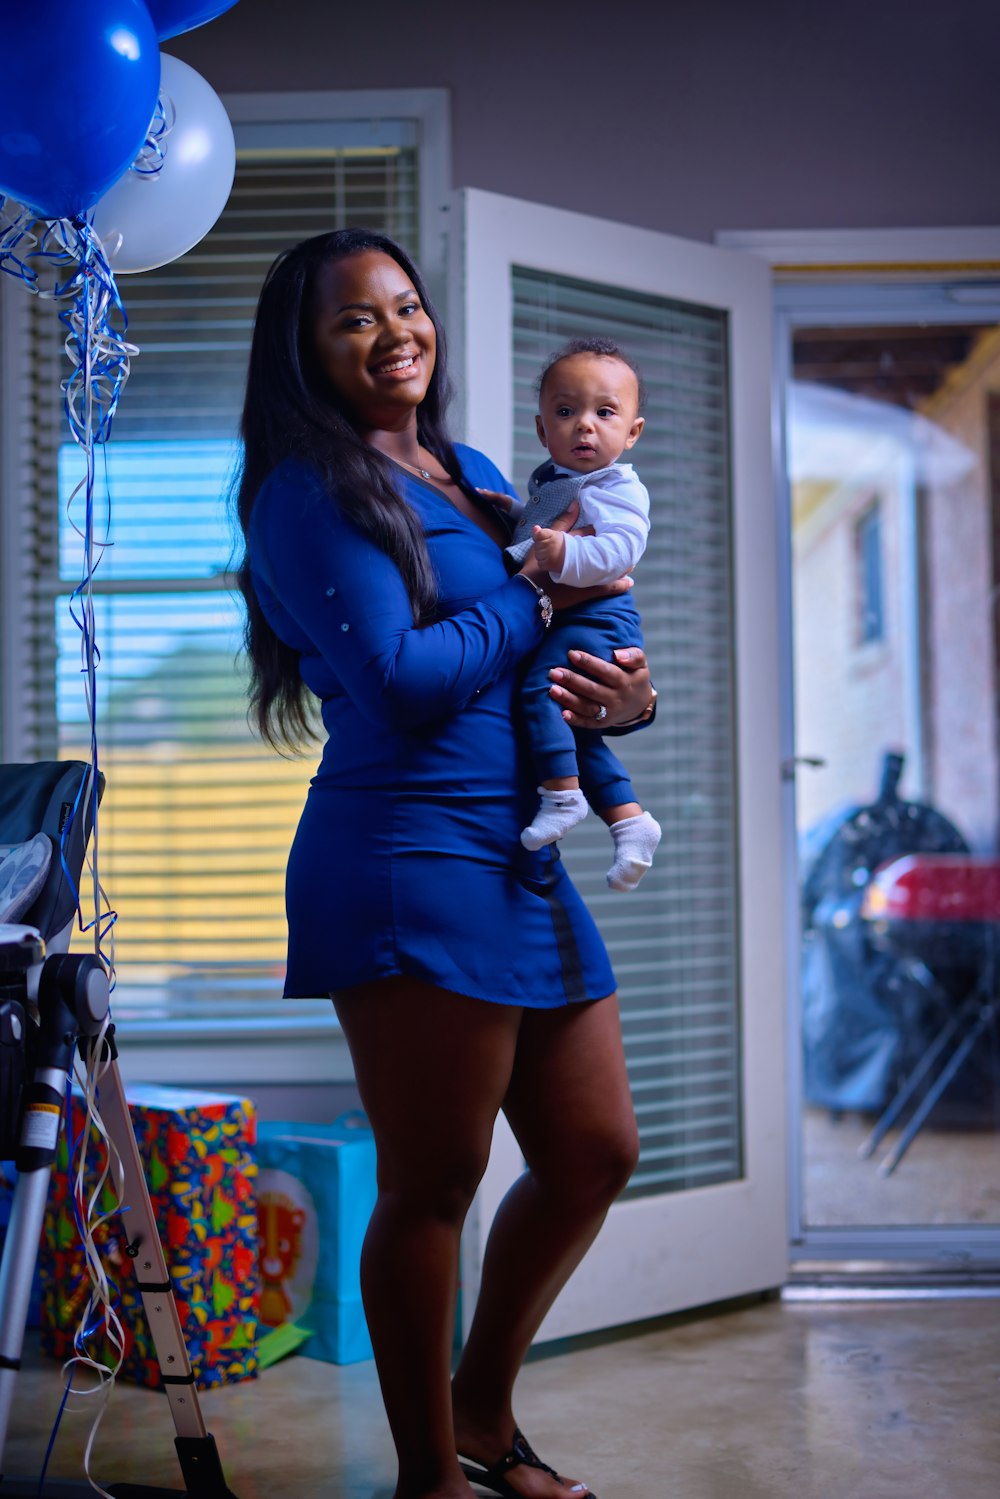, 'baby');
507,337,661,891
